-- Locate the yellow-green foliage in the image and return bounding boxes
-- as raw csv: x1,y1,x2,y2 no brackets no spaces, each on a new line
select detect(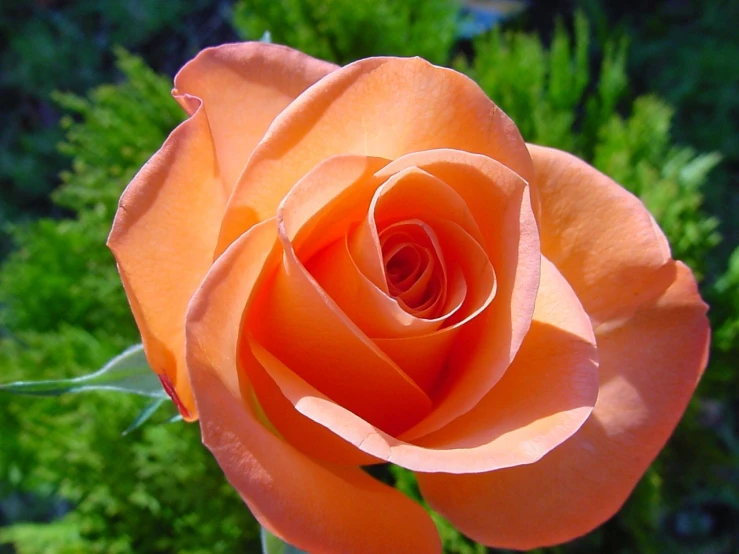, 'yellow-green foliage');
593,97,721,275
459,14,592,153
232,0,460,65
713,247,739,352
0,52,260,554
458,14,720,276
